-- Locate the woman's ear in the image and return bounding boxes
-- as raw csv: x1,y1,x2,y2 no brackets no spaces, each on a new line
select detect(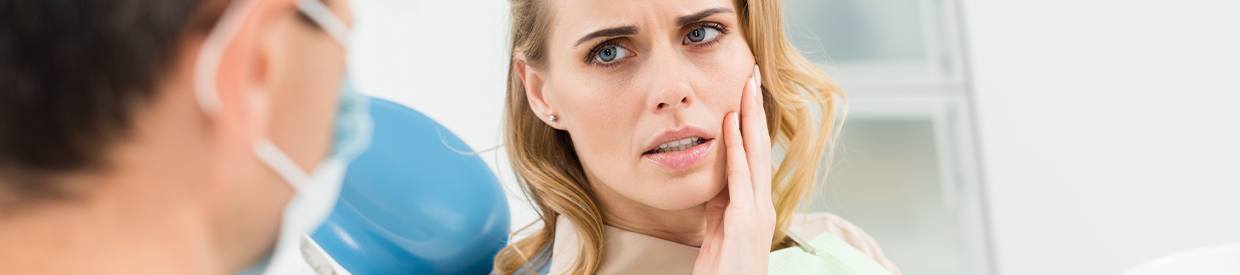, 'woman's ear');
515,57,563,130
